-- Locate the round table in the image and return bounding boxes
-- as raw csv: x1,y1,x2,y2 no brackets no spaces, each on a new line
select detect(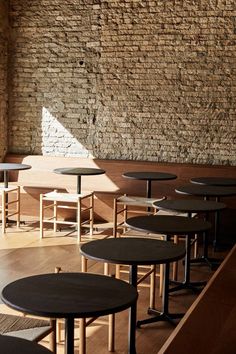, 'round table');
81,237,185,336
0,335,52,354
1,273,137,354
54,167,105,194
190,177,236,186
123,171,177,199
153,199,226,269
125,215,211,293
0,163,31,188
175,184,236,249
175,184,236,199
